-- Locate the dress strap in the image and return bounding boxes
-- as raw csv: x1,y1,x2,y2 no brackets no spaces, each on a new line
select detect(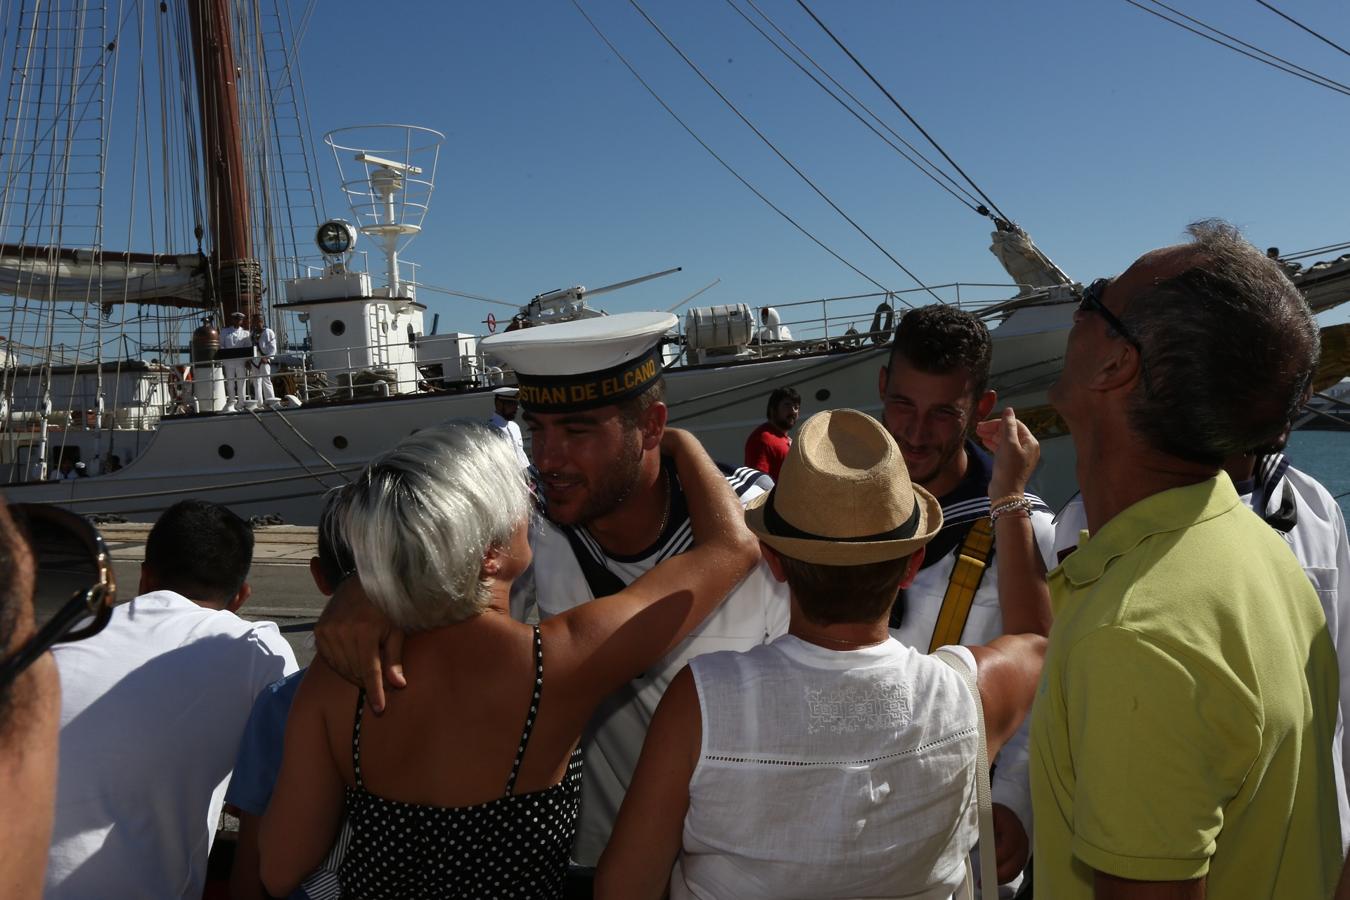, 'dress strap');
351,690,367,790
504,625,545,796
